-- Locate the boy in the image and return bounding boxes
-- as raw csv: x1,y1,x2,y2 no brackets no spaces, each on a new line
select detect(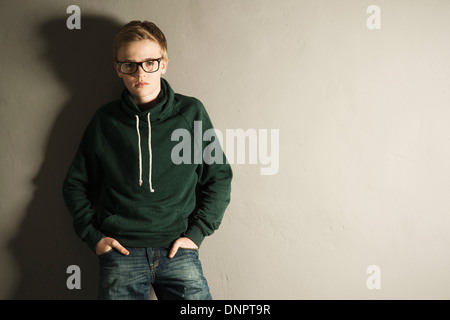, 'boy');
62,20,232,300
